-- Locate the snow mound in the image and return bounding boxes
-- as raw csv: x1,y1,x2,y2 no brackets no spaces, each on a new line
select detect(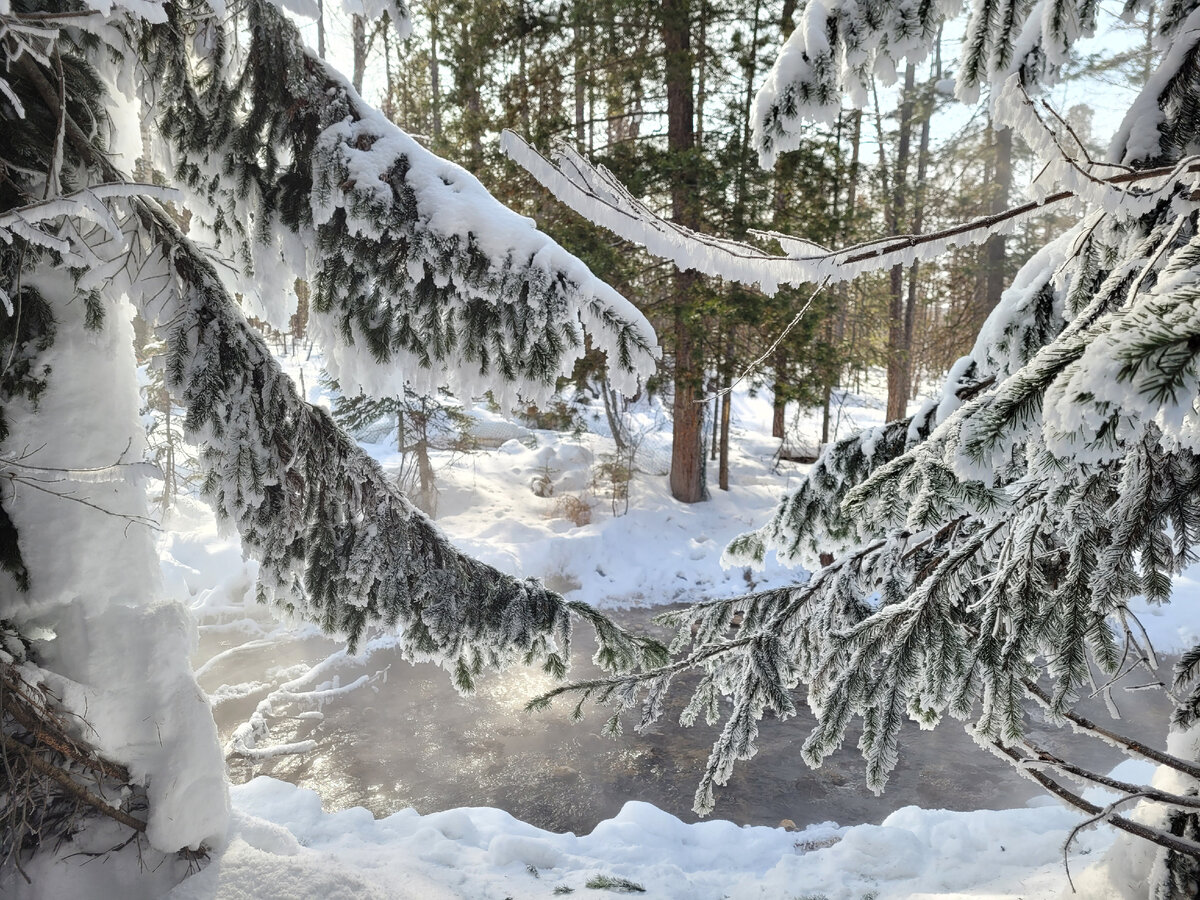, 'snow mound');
158,776,1116,899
